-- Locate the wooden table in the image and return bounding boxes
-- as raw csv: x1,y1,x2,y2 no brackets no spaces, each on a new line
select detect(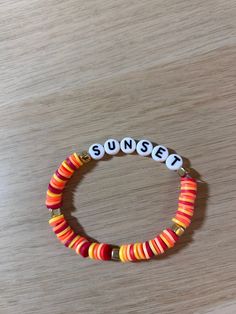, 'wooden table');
1,1,236,313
